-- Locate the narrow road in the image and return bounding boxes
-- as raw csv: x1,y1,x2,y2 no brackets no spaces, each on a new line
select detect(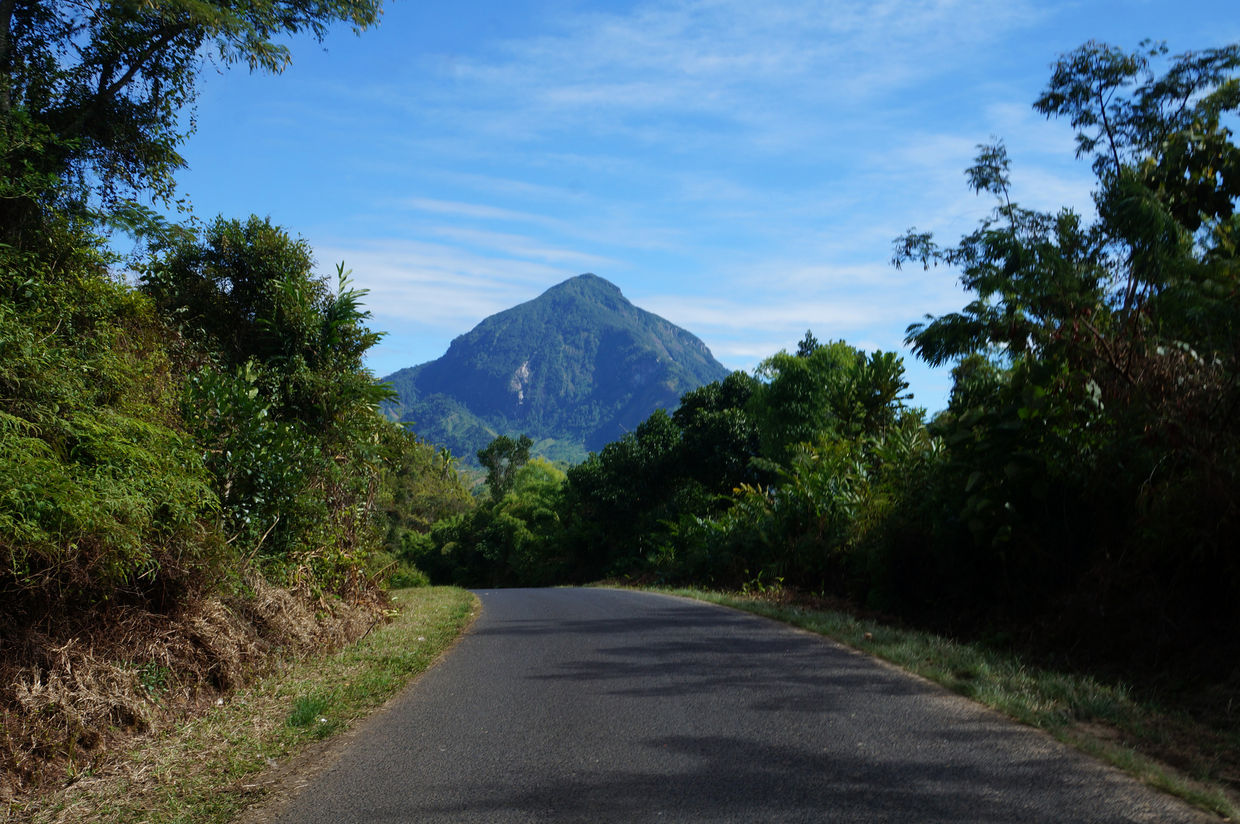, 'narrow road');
260,588,1207,823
